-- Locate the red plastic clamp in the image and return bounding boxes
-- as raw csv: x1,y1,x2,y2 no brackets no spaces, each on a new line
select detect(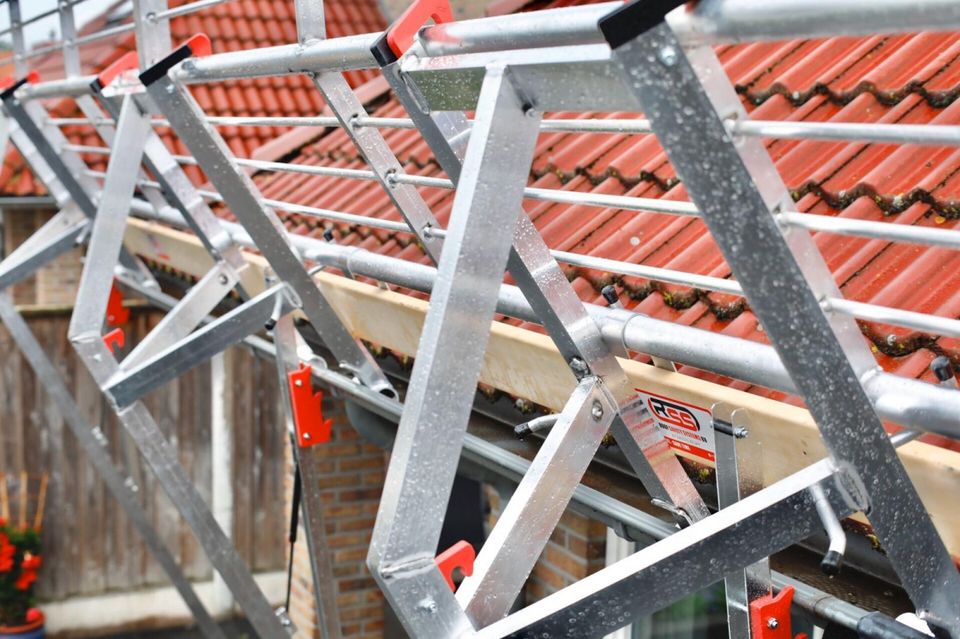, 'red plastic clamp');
103,328,125,354
749,586,809,639
435,540,475,591
386,0,453,58
288,363,333,448
106,282,130,327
